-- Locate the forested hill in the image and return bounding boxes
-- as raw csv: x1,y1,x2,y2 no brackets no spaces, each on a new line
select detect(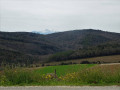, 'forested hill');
0,32,62,55
48,43,120,62
46,29,120,50
0,29,120,65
